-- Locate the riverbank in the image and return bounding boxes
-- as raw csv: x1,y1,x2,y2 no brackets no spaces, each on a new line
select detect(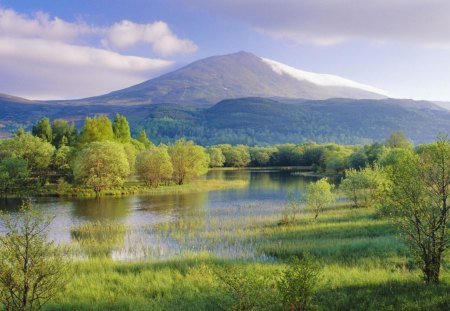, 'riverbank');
6,179,249,198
